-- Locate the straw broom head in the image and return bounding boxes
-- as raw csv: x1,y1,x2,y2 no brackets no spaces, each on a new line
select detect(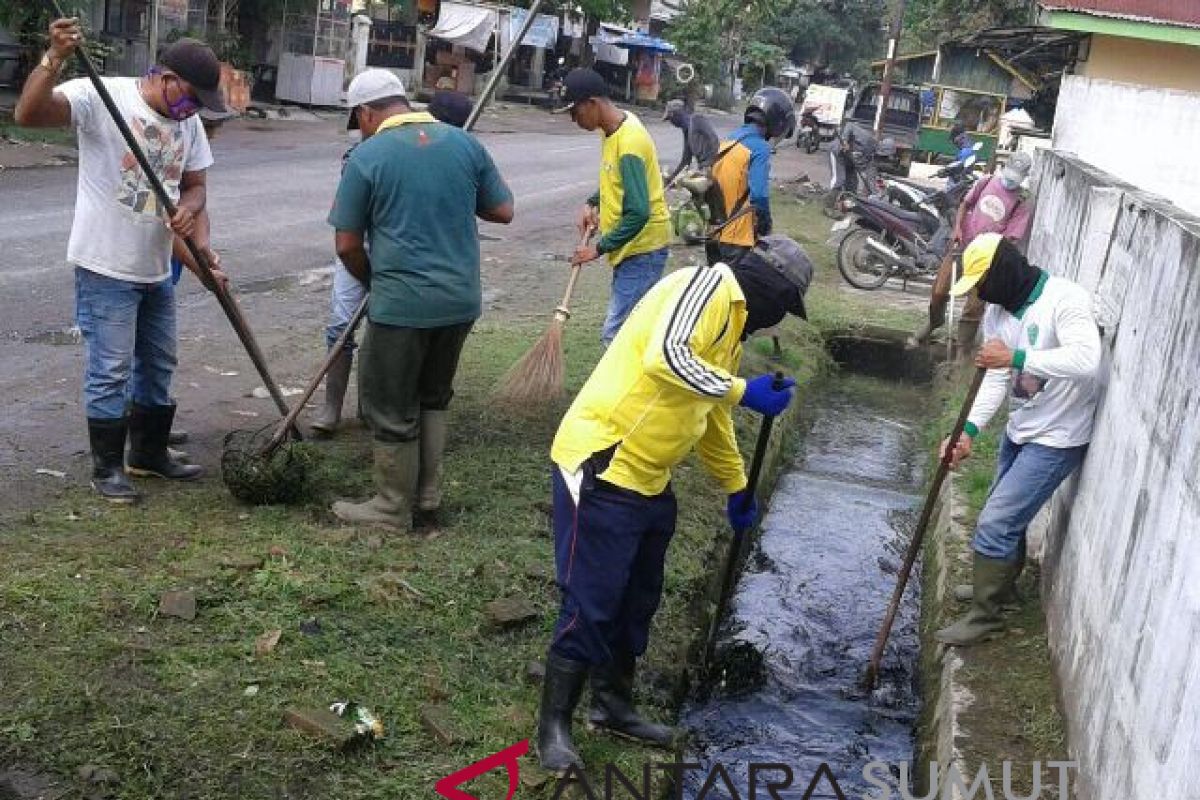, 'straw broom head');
494,312,567,405
494,228,592,407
